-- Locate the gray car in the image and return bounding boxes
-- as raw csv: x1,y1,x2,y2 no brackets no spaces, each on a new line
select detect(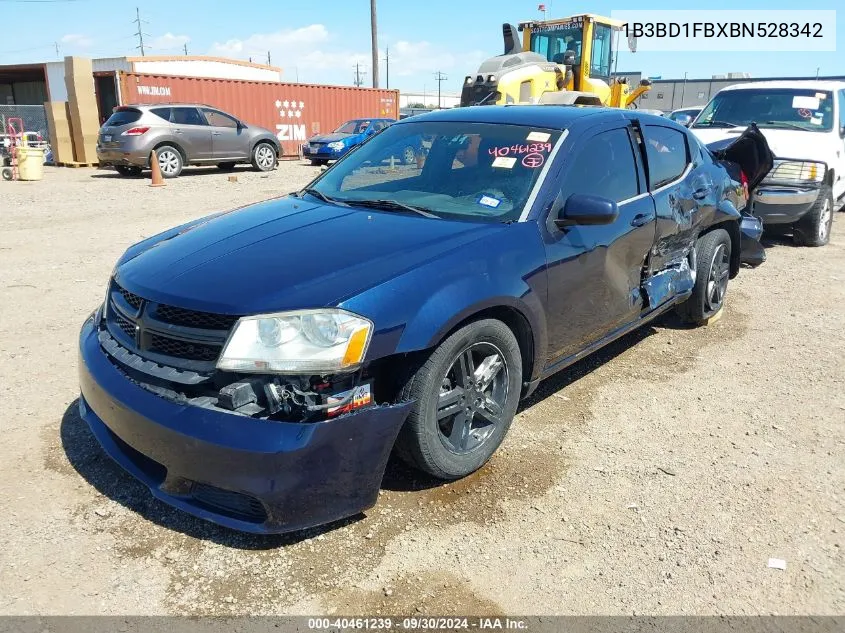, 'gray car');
96,103,280,178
